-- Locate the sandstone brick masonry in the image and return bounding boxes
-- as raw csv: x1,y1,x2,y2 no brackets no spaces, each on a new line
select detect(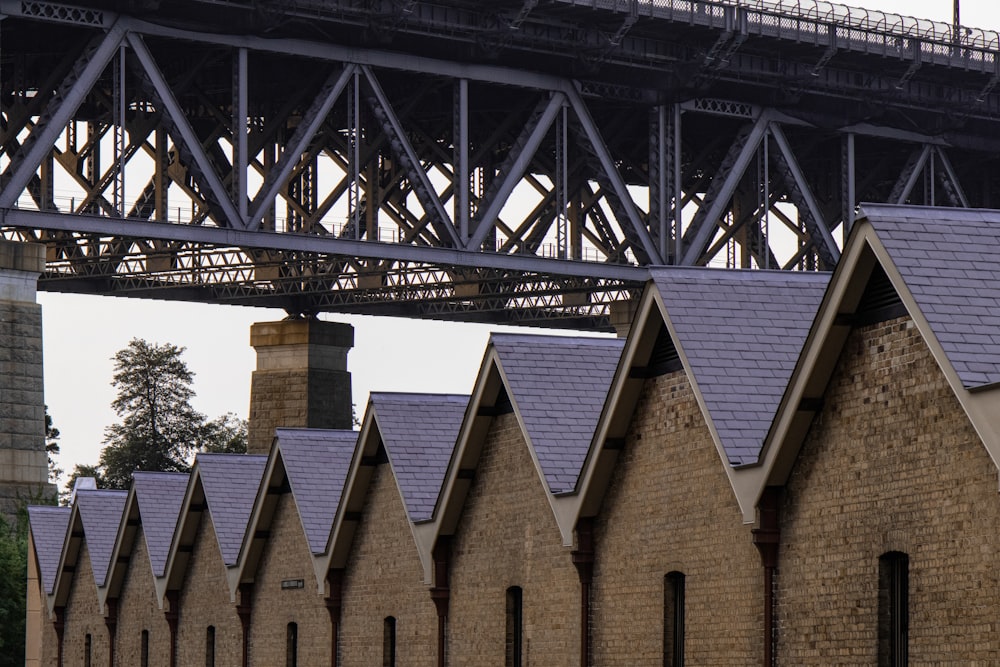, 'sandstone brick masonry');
592,371,762,666
248,320,354,454
249,491,330,665
340,460,437,667
777,316,1000,663
115,527,171,667
176,514,243,667
63,543,109,667
448,412,580,667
